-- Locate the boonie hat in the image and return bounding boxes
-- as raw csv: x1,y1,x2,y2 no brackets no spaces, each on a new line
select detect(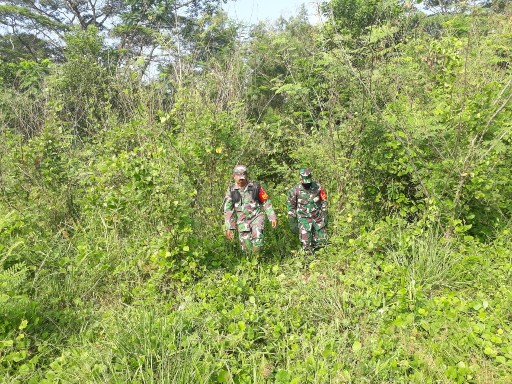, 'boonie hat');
299,167,313,183
233,165,247,180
